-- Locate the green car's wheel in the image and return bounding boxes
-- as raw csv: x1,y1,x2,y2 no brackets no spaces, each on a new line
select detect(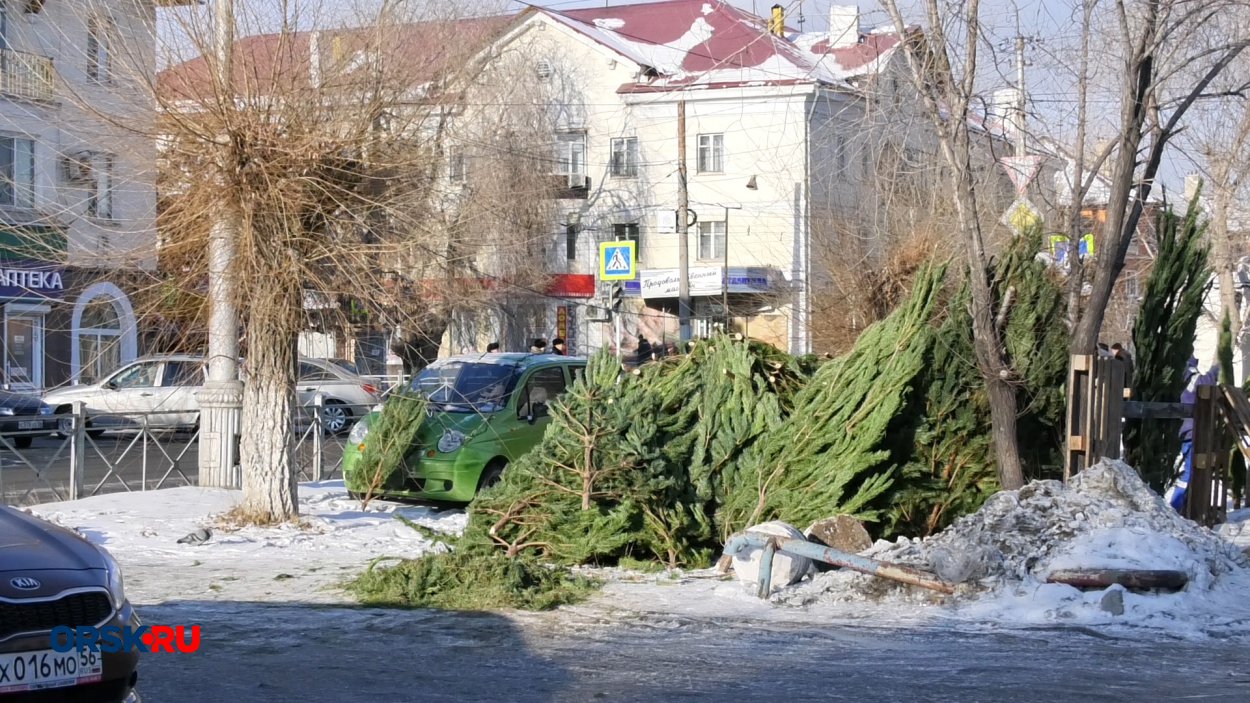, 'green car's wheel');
477,459,508,492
